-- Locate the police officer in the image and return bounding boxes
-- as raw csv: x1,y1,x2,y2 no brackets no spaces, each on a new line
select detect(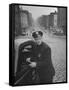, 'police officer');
17,31,55,85
30,31,55,84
